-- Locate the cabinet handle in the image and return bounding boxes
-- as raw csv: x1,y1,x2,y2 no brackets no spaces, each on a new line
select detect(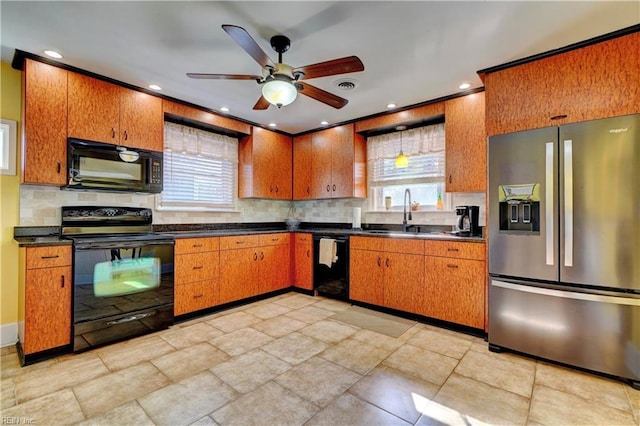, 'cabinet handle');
193,265,203,270
550,114,568,121
61,275,65,288
254,252,258,261
192,244,203,248
260,252,264,260
326,185,330,192
57,162,61,174
193,294,204,299
111,128,116,138
449,175,452,184
236,240,245,245
275,186,278,193
332,184,336,192
377,257,382,267
306,250,310,258
271,237,279,242
270,185,274,193
386,258,390,268
447,264,459,269
306,187,310,194
41,255,60,259
447,248,459,252
123,130,129,141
